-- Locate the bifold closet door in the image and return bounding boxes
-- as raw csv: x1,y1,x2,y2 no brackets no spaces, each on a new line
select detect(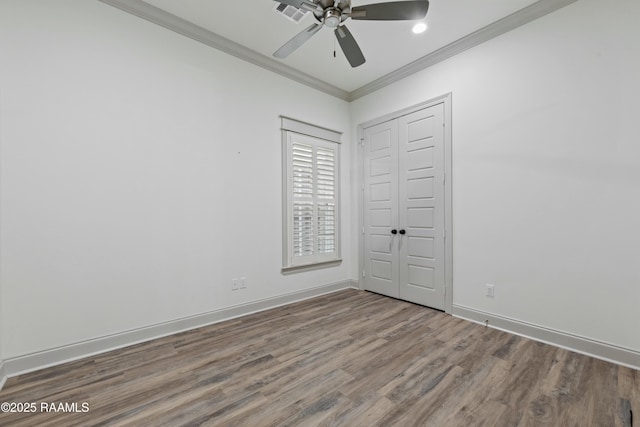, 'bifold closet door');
363,119,400,298
363,103,446,310
398,104,445,310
